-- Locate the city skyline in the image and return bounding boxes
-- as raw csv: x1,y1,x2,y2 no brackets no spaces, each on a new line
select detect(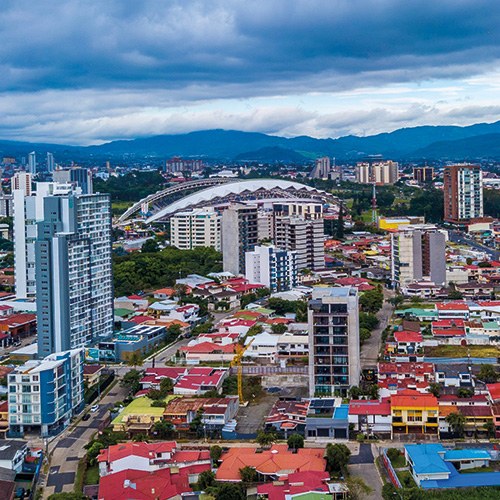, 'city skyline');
0,0,499,145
